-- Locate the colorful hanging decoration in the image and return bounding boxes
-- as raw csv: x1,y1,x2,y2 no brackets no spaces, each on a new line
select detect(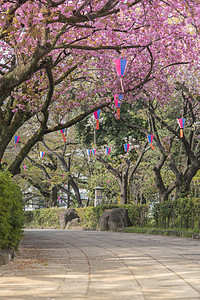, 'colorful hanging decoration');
87,149,92,156
177,118,185,138
60,127,66,142
87,149,96,159
119,0,125,20
94,109,101,129
58,195,62,204
40,151,45,158
105,147,111,155
147,135,155,150
87,149,92,160
115,59,127,92
14,136,20,149
92,149,96,156
114,94,123,119
124,143,130,152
